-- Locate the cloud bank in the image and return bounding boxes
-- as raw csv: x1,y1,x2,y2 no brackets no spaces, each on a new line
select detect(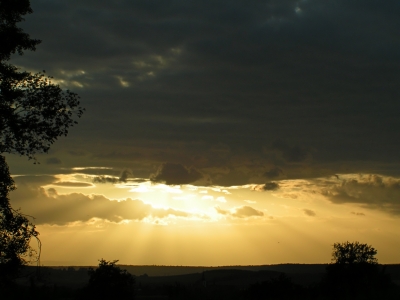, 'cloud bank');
150,163,203,185
322,174,400,215
215,205,264,218
11,177,192,225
